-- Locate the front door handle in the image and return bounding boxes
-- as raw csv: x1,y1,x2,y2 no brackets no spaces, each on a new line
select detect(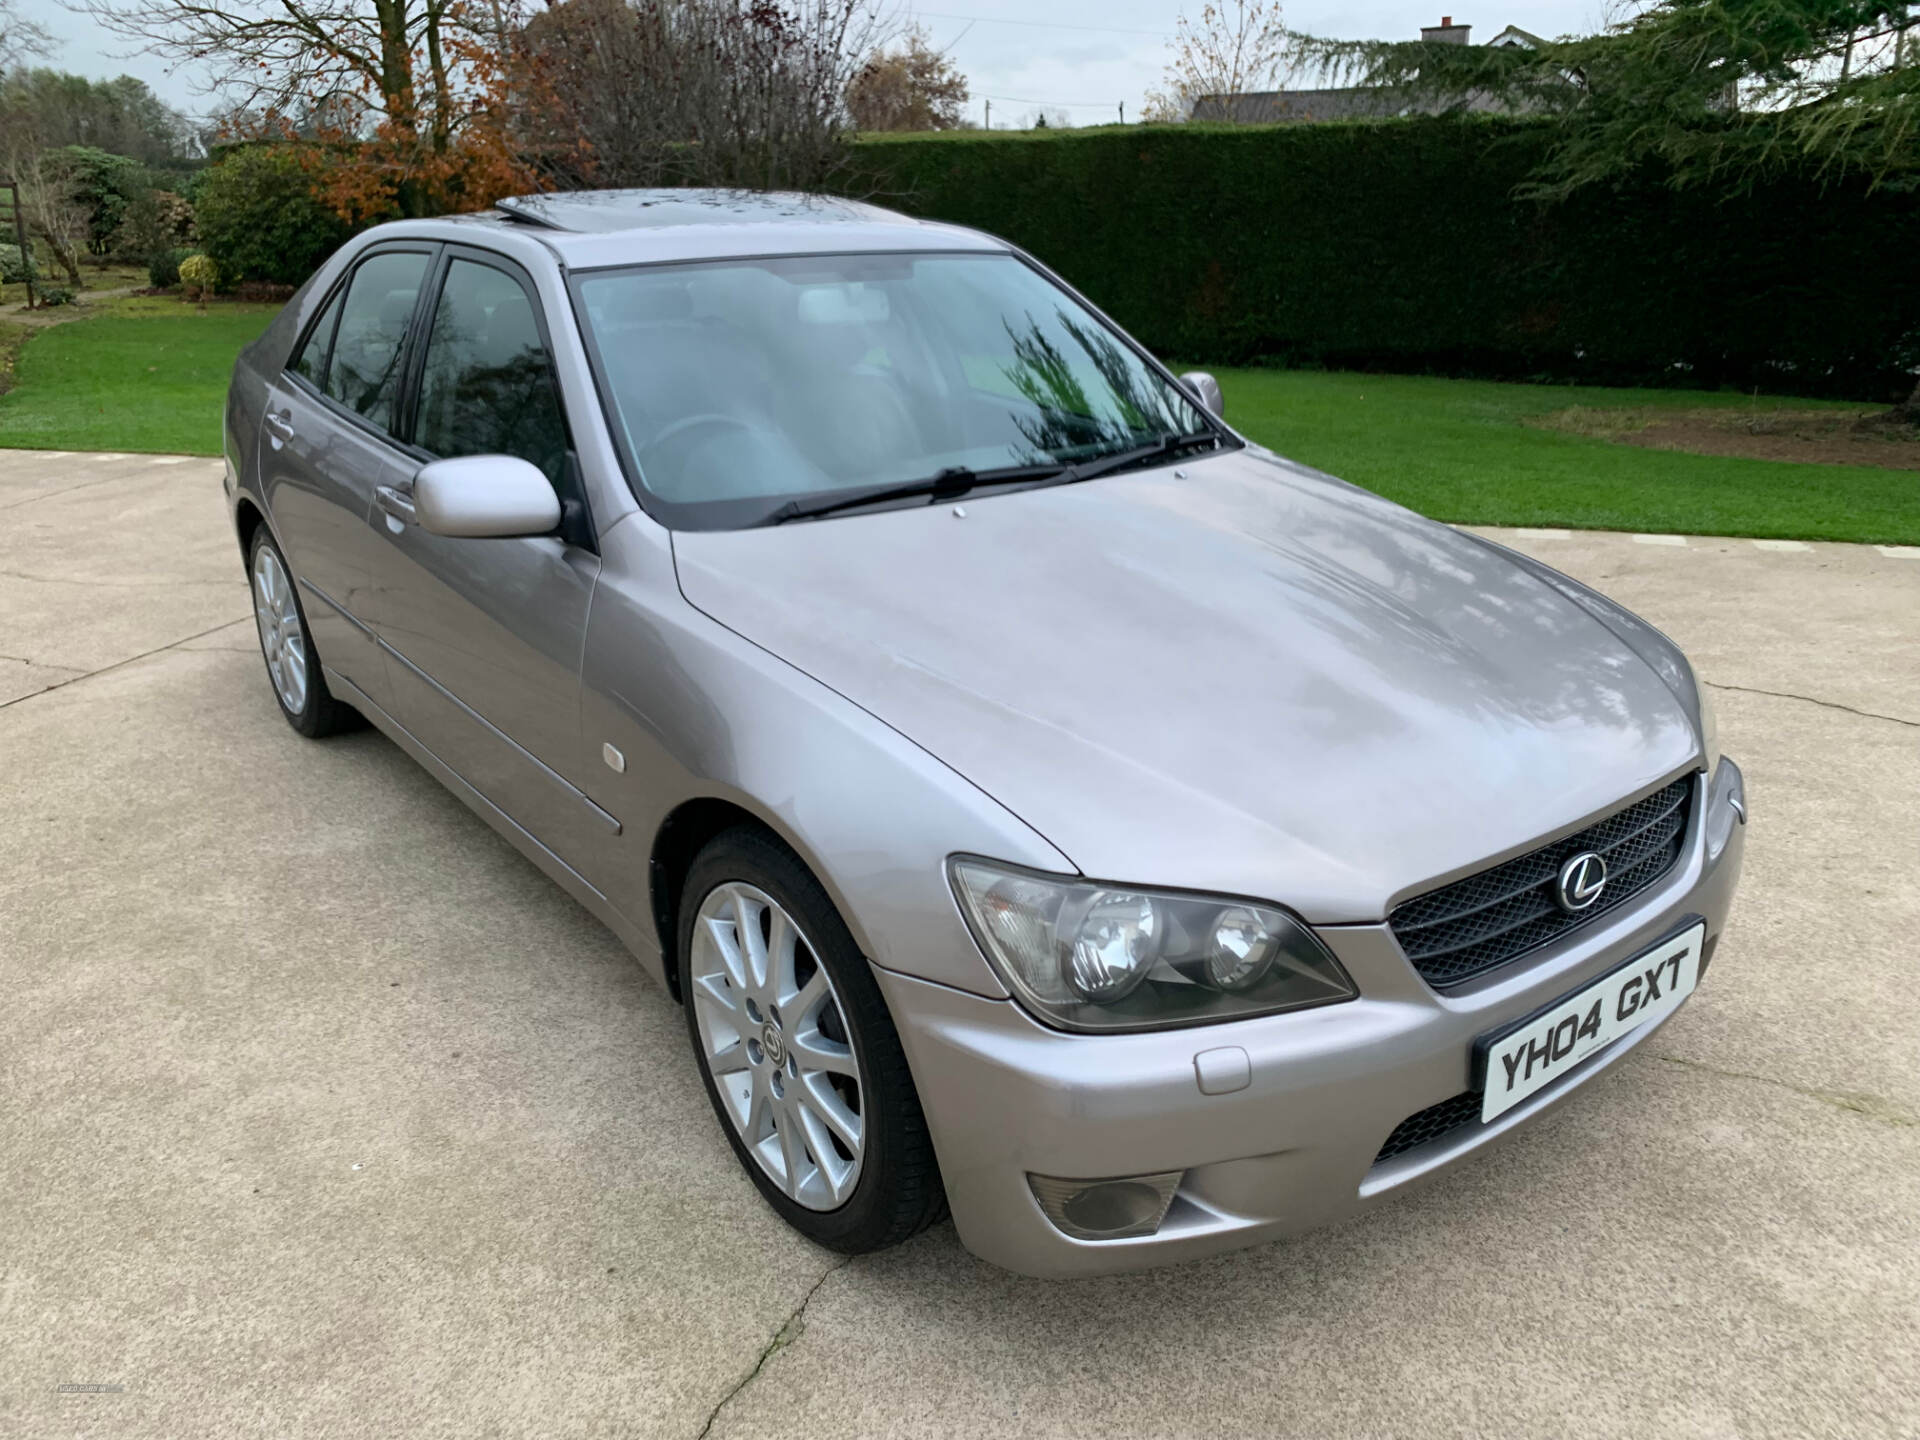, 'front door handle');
375,485,417,527
264,410,295,441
